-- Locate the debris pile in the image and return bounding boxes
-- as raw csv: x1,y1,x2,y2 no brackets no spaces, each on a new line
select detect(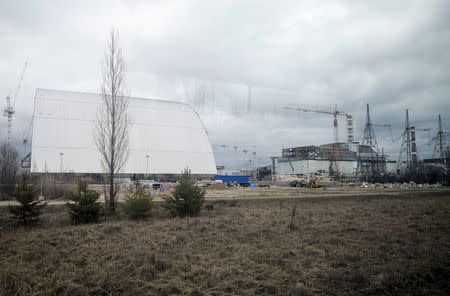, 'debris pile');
358,182,443,189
